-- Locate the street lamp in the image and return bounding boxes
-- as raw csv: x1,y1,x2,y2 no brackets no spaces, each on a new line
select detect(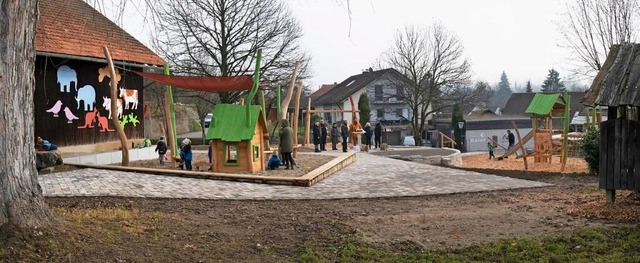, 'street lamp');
458,121,465,152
